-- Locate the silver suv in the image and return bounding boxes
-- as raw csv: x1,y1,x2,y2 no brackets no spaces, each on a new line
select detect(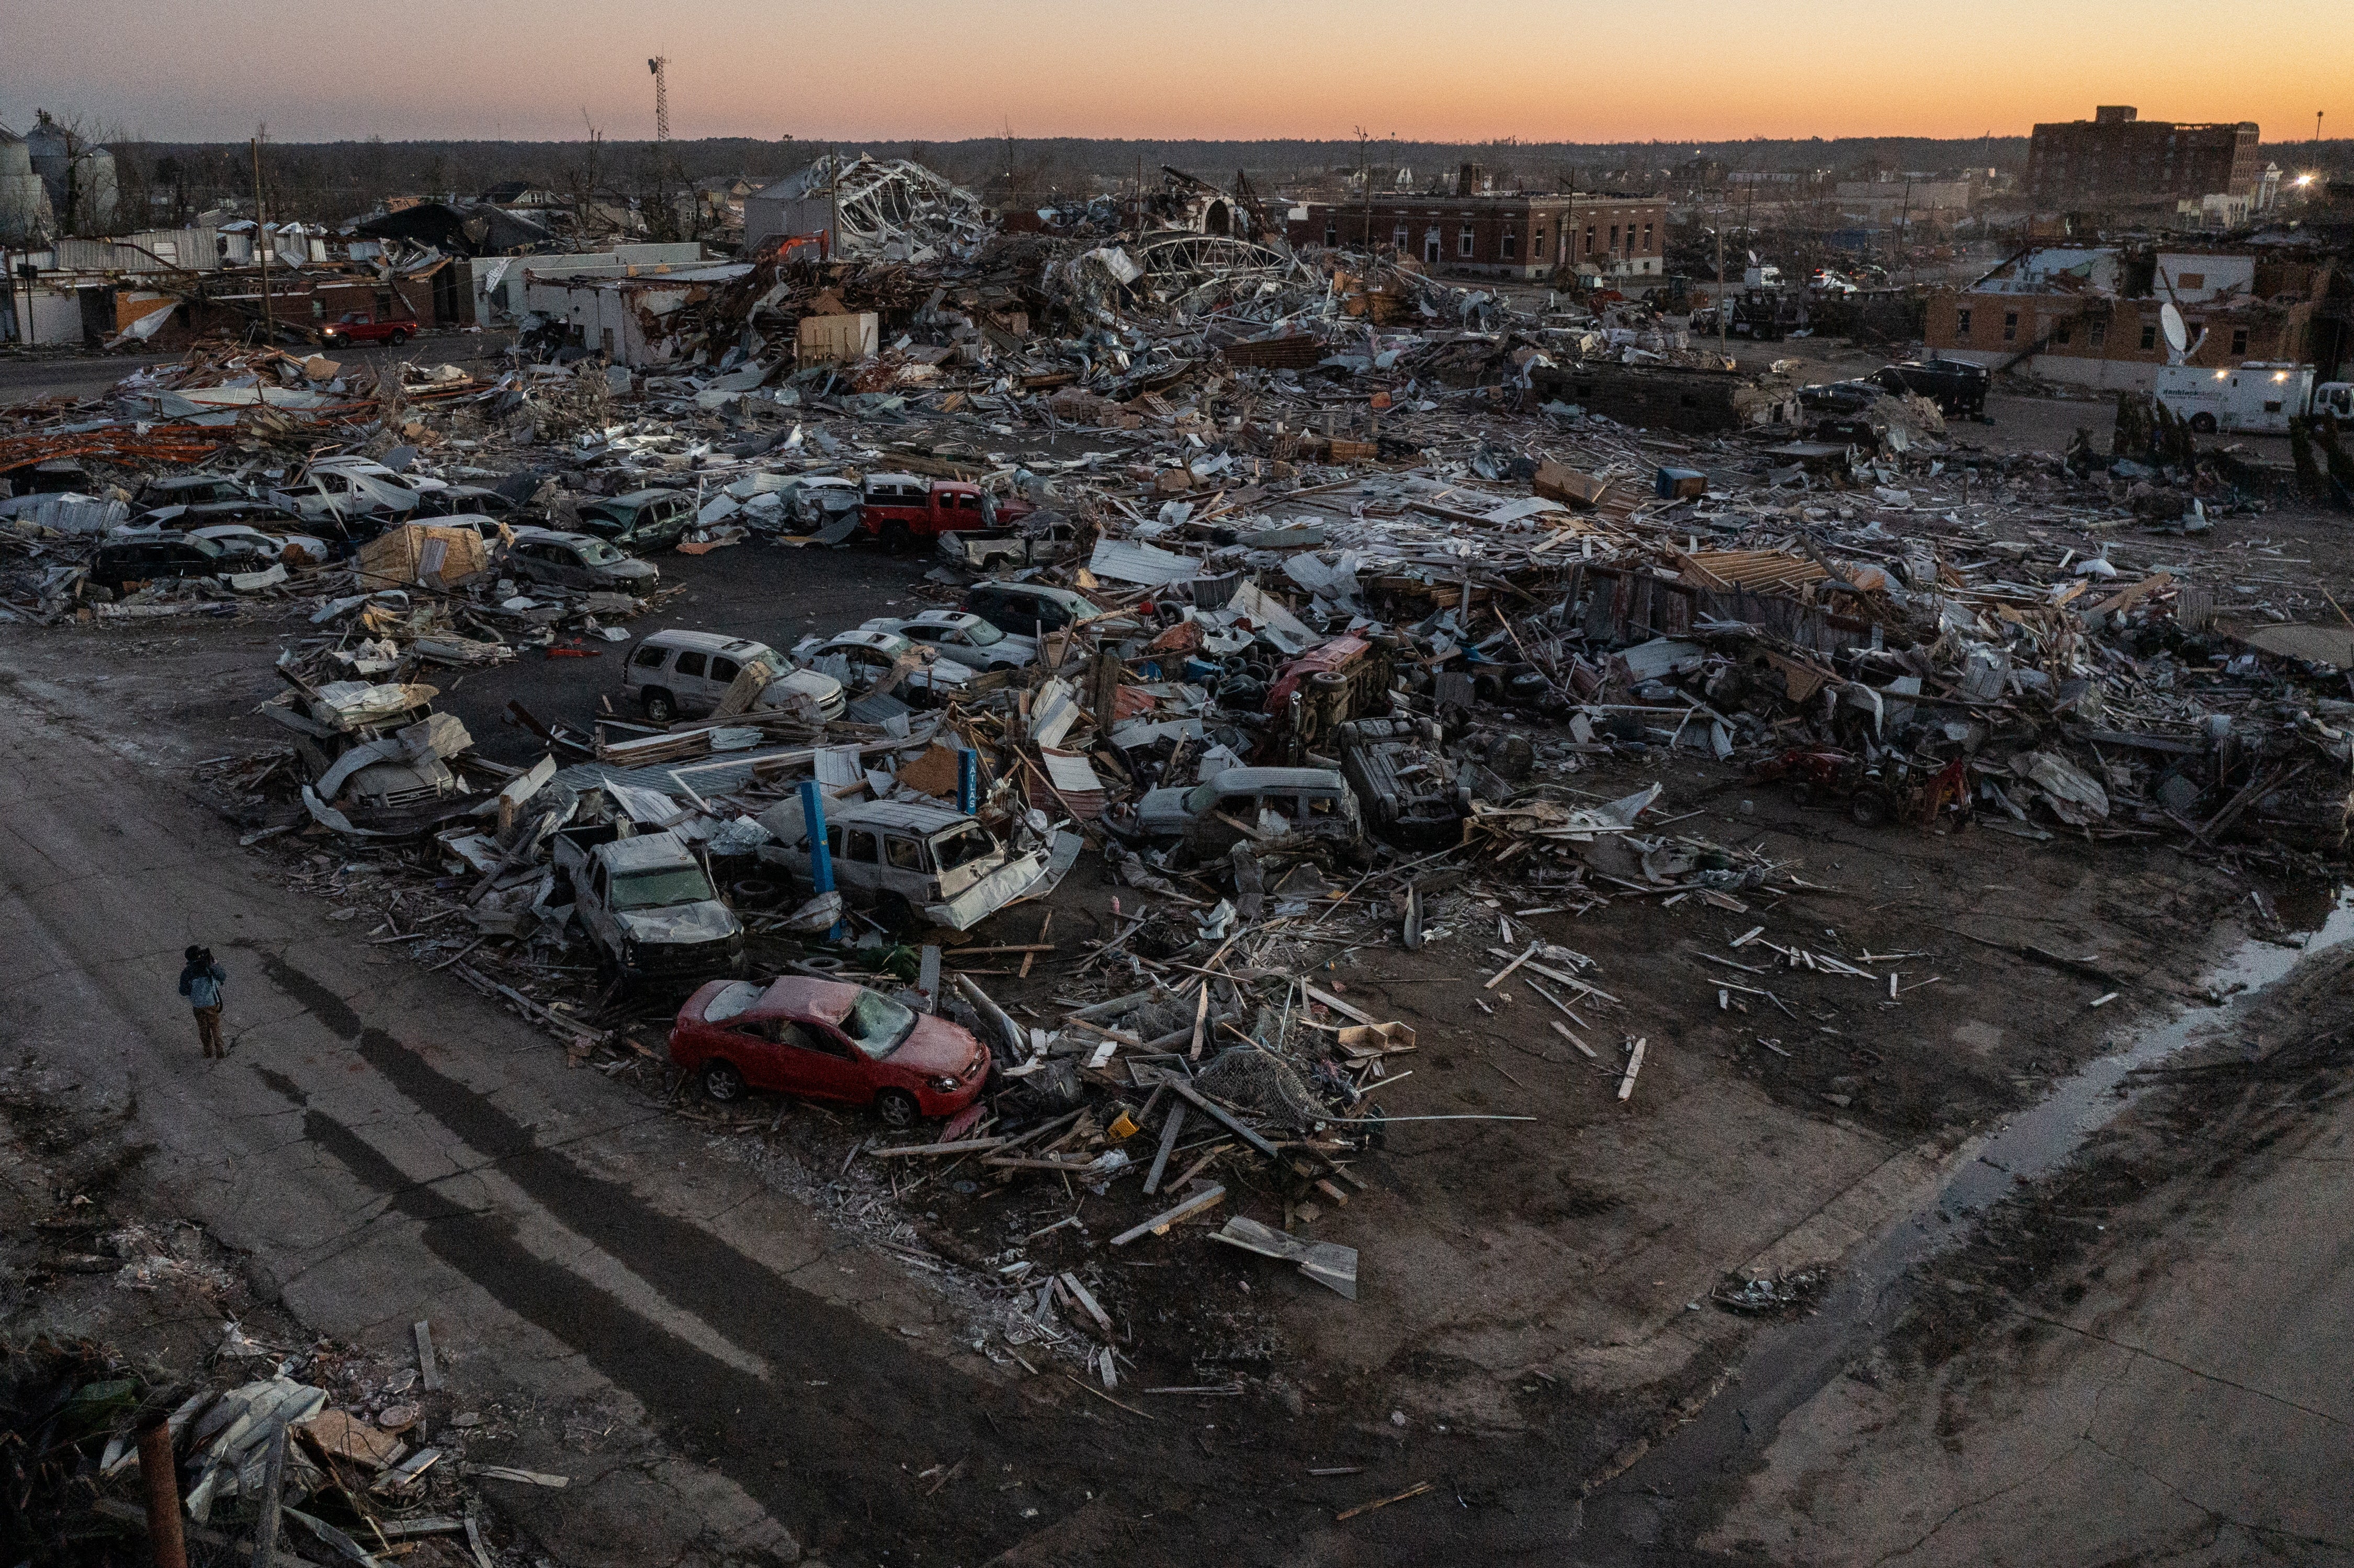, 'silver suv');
622,629,845,724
